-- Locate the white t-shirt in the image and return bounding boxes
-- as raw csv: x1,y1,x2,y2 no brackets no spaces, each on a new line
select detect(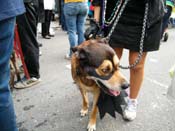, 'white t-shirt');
44,0,55,10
